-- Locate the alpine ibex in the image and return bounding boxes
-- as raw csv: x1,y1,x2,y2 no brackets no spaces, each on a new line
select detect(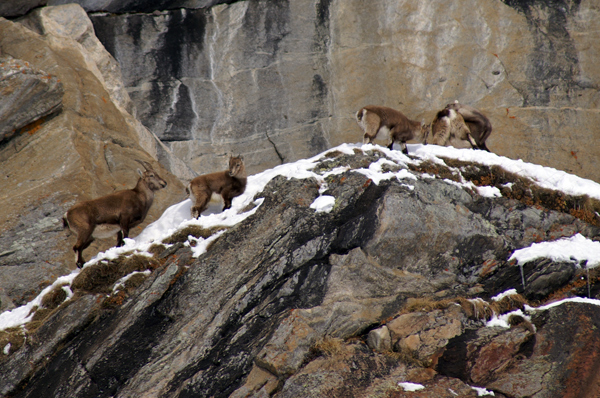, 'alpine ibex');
444,102,492,151
356,105,429,155
187,155,247,219
426,107,475,148
63,160,167,268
